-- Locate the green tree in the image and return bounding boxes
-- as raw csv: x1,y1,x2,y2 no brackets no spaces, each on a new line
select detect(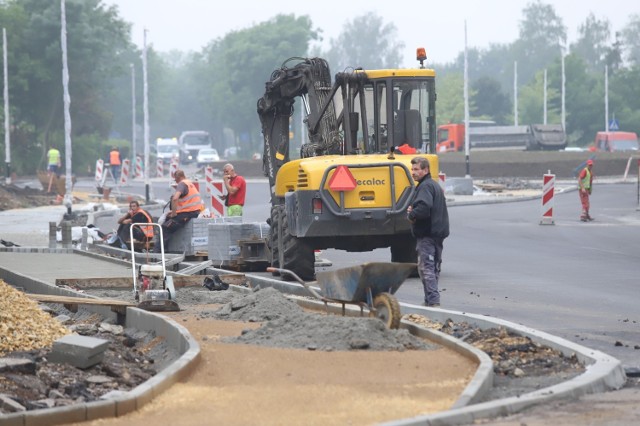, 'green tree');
517,69,560,125
609,67,640,136
471,77,511,124
512,1,566,86
548,54,601,146
571,13,611,71
621,14,640,66
322,12,404,71
435,73,474,126
0,0,133,174
199,14,319,154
